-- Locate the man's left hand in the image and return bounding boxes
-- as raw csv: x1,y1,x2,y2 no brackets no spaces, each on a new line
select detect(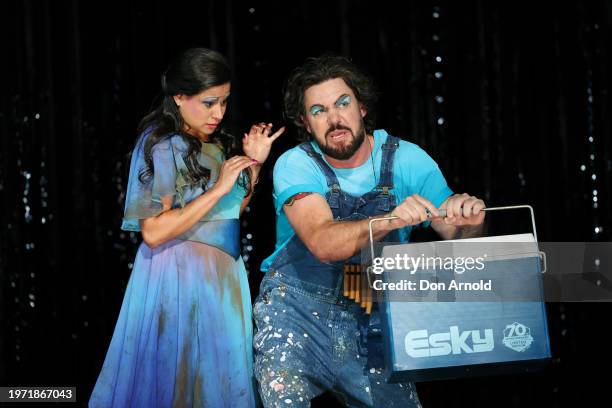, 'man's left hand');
436,193,486,227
